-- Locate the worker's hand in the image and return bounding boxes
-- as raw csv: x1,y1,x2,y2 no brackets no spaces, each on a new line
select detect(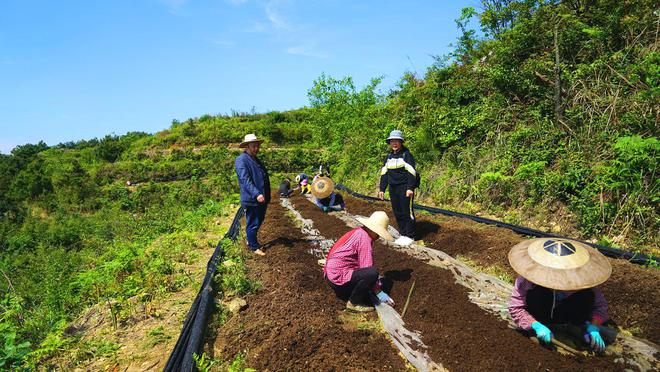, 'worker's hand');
256,194,265,203
378,191,384,200
531,321,552,344
406,189,414,198
376,291,395,306
584,323,605,353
